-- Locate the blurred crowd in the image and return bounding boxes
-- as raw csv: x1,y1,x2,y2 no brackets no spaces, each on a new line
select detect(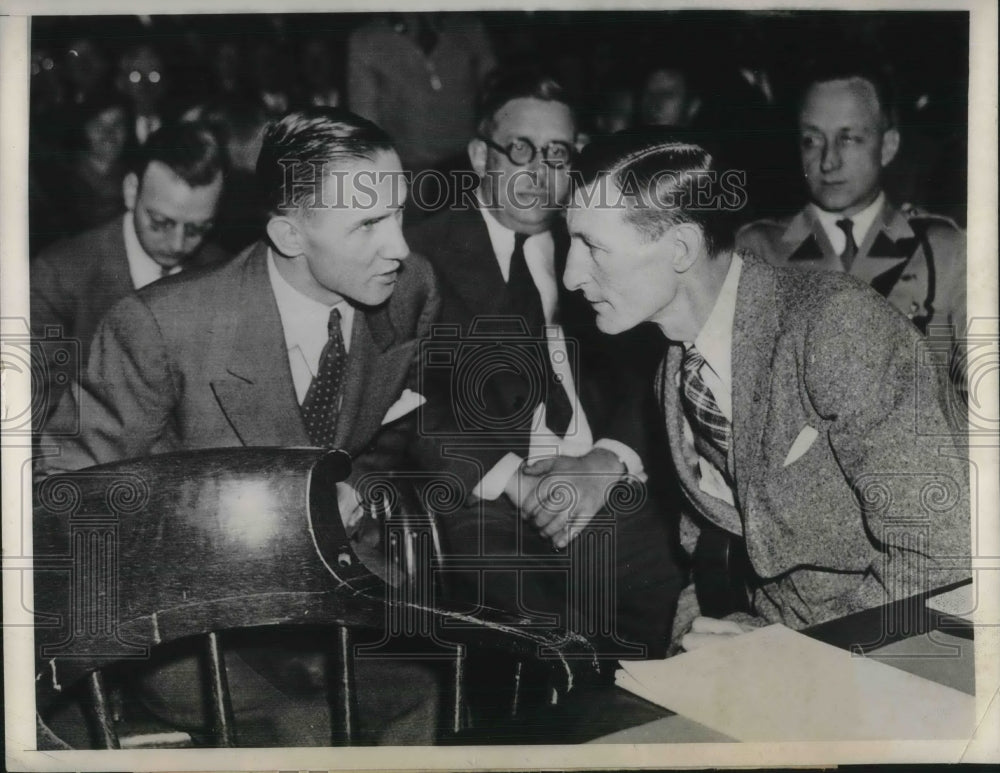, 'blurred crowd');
28,11,969,257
